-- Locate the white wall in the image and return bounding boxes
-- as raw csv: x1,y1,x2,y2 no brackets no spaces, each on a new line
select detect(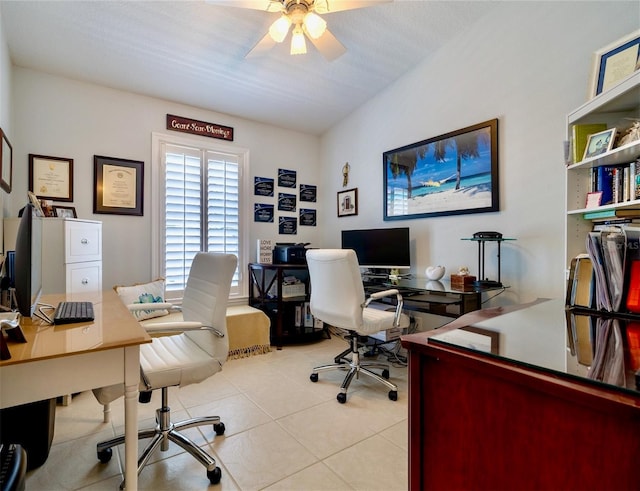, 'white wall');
10,69,322,289
320,1,640,306
0,7,12,219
